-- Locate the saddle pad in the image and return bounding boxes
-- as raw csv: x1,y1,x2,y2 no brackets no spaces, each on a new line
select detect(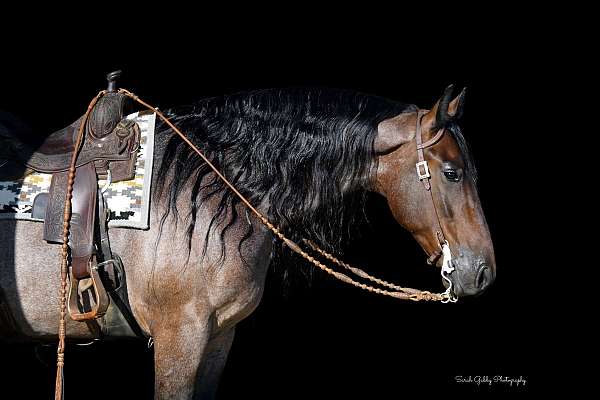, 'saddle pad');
0,111,156,229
